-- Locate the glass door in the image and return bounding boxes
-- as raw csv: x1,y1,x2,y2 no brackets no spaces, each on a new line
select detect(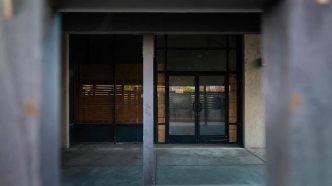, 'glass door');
167,75,227,143
168,76,196,143
198,76,226,142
